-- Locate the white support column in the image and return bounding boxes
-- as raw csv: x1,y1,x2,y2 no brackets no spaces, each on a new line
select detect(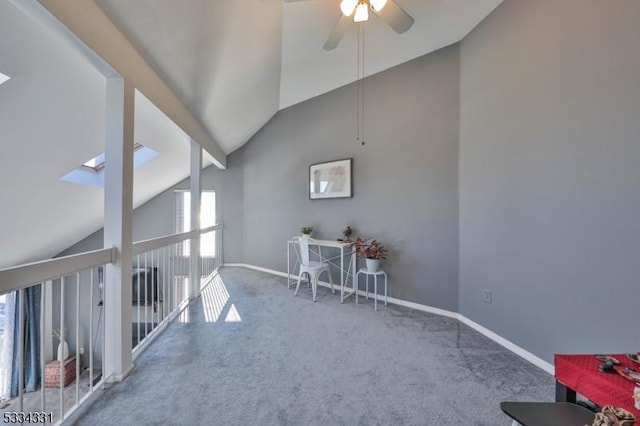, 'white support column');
189,140,202,299
103,77,134,382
